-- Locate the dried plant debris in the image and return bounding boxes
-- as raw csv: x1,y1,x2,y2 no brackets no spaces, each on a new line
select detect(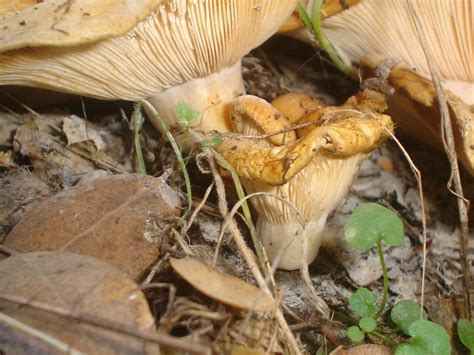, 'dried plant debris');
0,251,156,355
12,113,130,187
0,167,50,241
4,173,180,279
